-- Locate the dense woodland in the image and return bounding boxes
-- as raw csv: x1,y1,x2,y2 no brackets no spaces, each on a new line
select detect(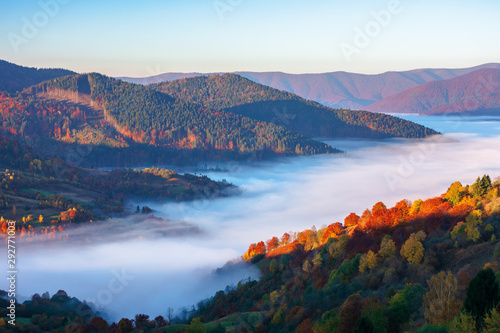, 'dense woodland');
33,73,336,158
3,176,500,332
153,74,439,139
0,135,231,241
0,59,441,167
183,176,500,333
